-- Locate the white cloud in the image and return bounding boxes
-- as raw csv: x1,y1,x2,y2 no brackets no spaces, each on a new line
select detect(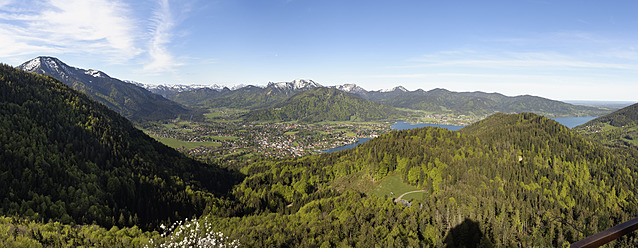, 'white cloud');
399,50,638,72
0,0,141,60
143,0,183,73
